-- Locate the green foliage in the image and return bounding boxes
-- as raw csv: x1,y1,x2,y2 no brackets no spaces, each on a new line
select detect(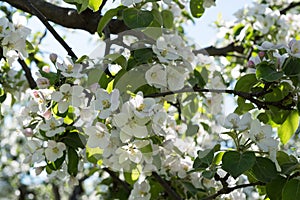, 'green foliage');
190,0,205,18
123,8,154,29
256,61,284,82
64,0,103,12
222,151,256,178
278,110,299,144
282,179,300,200
251,157,277,183
67,147,79,176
